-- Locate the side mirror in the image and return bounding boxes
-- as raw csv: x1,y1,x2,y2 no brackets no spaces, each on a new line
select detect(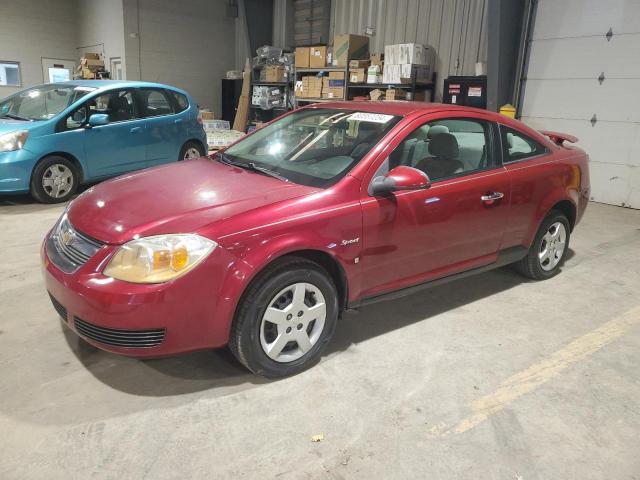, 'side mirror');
88,113,109,127
369,165,431,196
